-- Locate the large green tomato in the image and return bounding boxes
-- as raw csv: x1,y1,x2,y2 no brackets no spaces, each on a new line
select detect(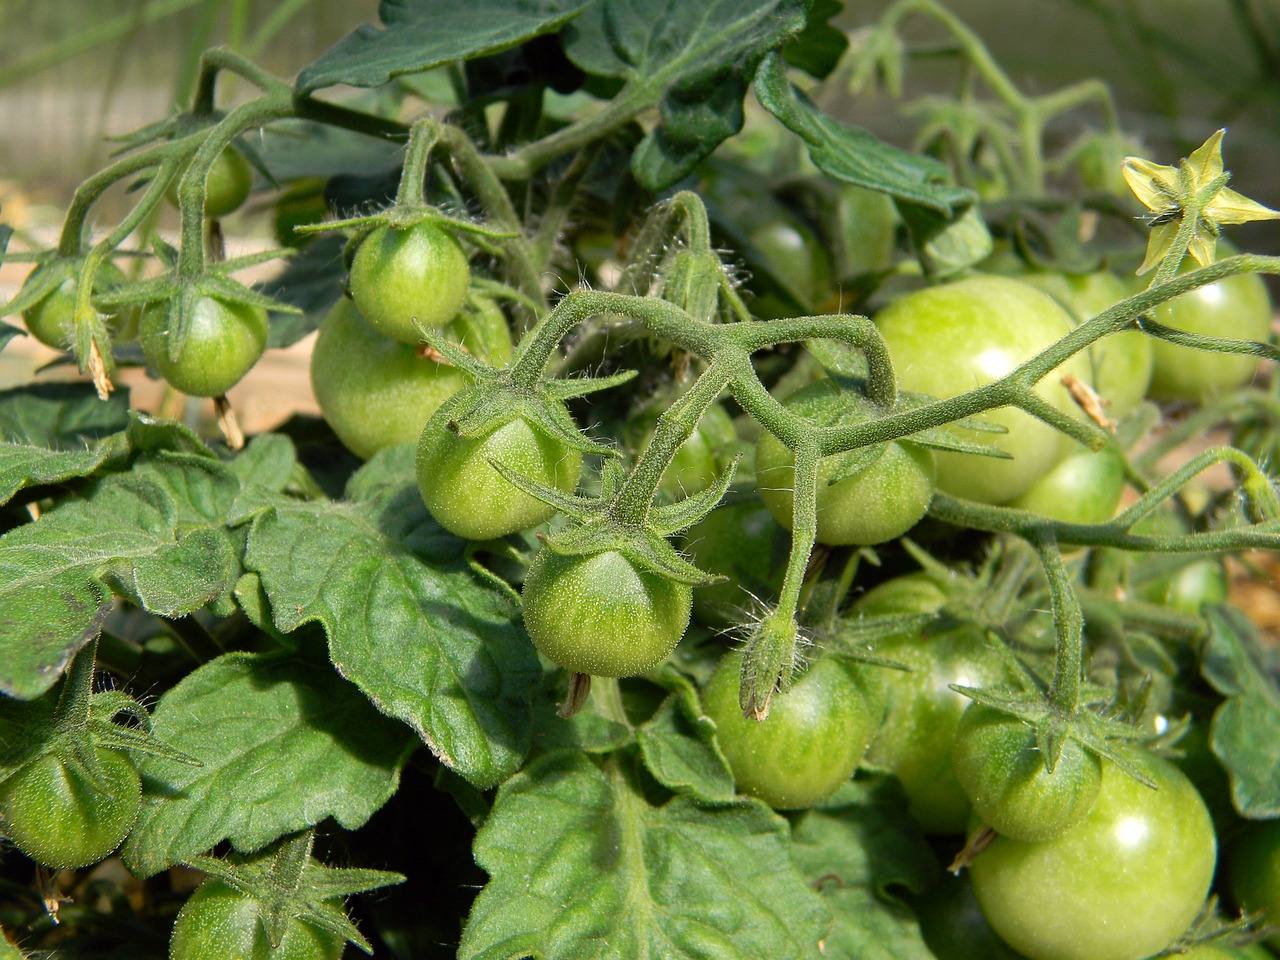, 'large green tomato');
873,275,1093,504
140,295,268,397
970,751,1216,960
701,650,879,809
854,574,1014,834
755,380,936,546
1228,820,1280,951
1018,269,1153,420
311,295,511,459
521,547,692,677
349,221,471,343
1147,258,1273,403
